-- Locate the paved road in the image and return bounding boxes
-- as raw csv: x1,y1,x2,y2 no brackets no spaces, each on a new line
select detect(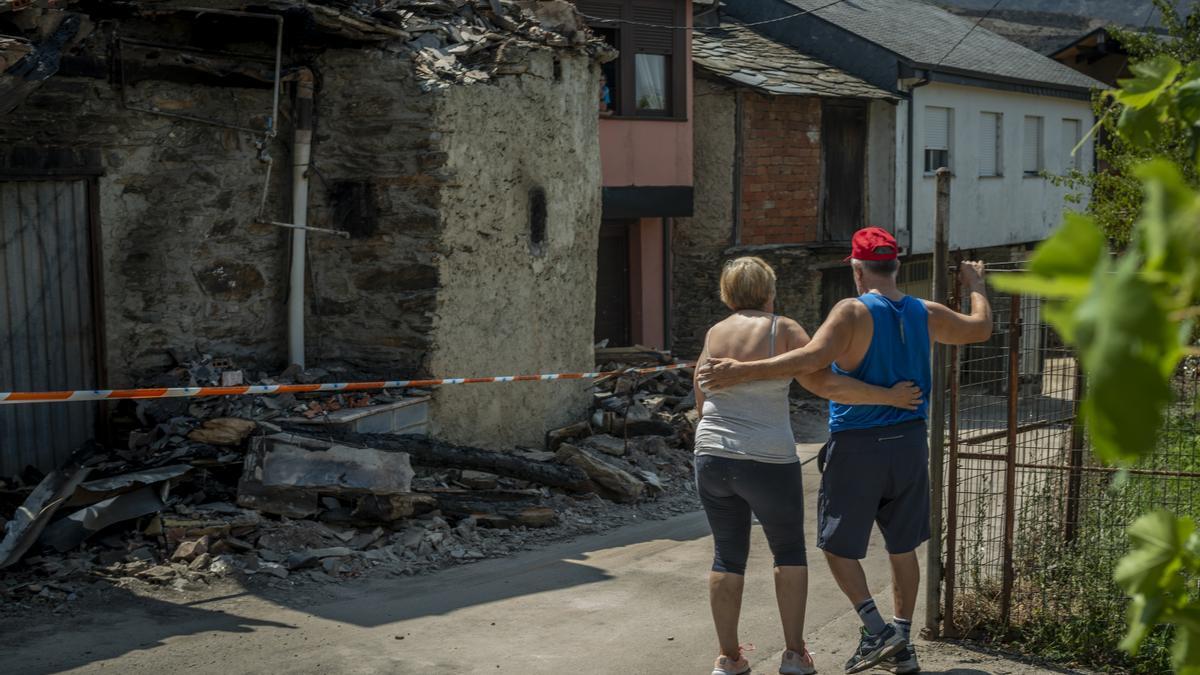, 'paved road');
6,443,1071,674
